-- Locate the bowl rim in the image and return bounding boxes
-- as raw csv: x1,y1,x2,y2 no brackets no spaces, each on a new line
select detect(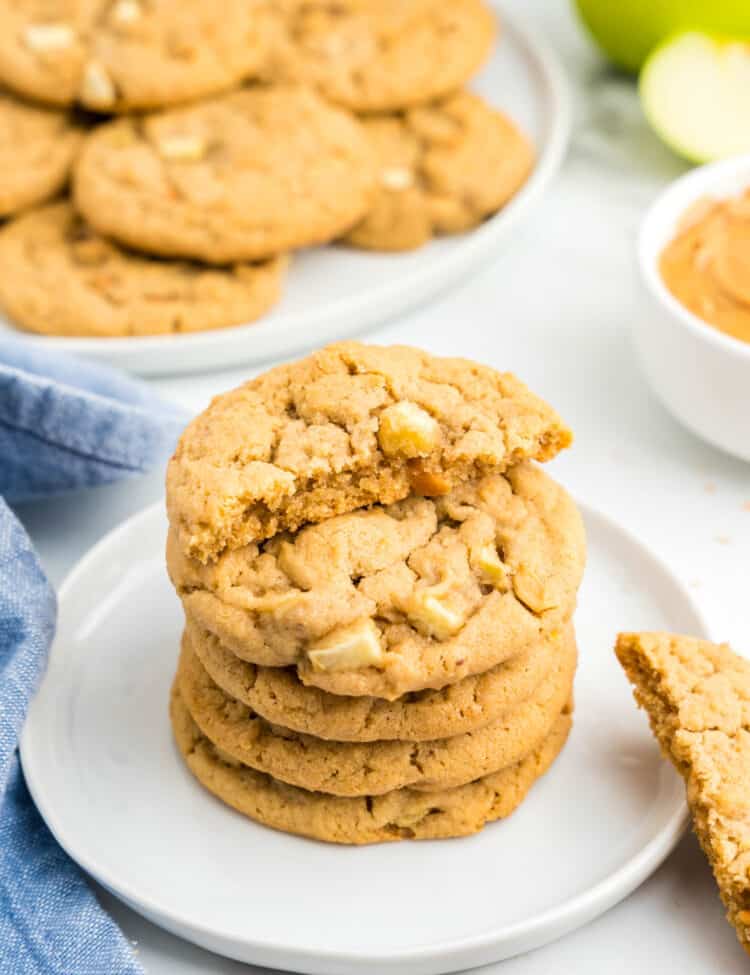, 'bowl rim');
637,152,750,362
